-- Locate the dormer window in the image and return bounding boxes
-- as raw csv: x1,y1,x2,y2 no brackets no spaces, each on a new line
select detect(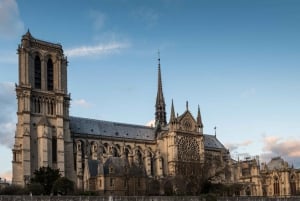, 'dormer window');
109,166,114,174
